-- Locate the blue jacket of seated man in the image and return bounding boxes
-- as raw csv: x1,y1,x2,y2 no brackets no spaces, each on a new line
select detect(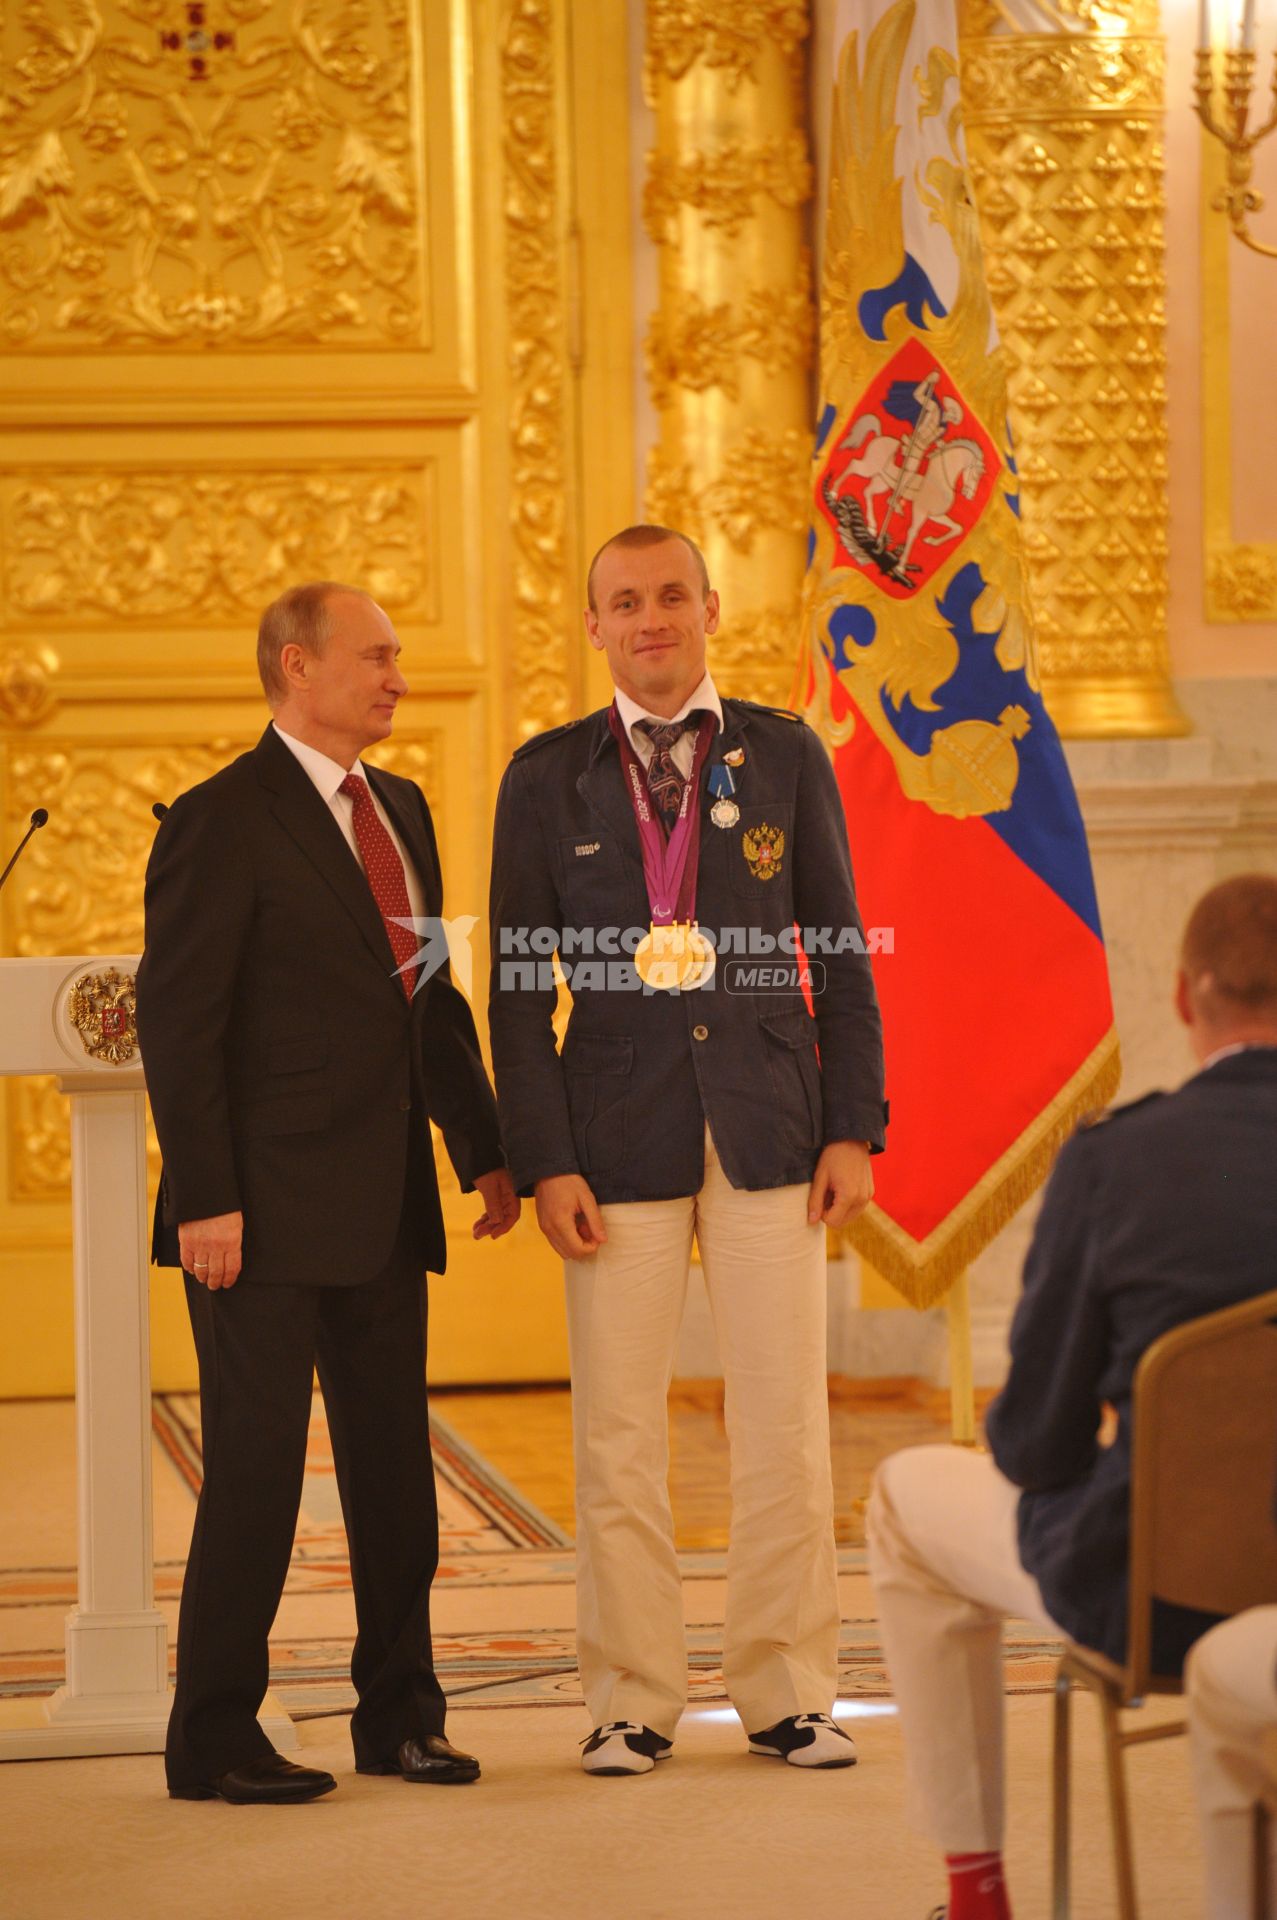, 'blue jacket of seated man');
487,697,888,1203
986,1046,1277,1673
